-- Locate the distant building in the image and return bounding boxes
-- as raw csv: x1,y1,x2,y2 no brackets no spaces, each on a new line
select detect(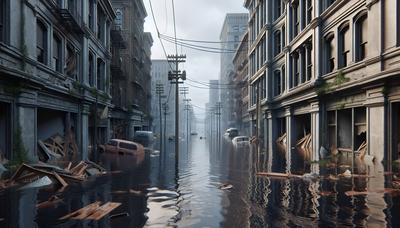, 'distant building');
0,0,115,161
219,13,248,131
232,31,249,136
110,0,153,140
151,60,176,138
